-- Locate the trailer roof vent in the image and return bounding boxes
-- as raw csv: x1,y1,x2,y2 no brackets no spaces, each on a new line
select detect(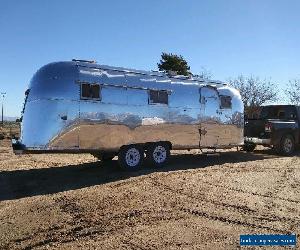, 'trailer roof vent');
208,80,223,85
72,59,97,64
